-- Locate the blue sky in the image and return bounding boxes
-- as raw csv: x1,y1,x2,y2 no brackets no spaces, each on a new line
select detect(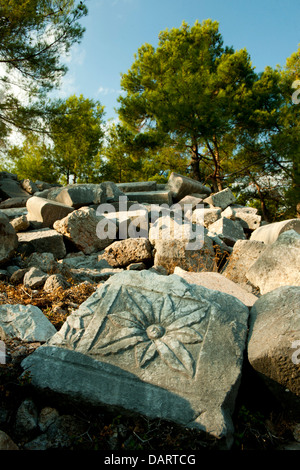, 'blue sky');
58,0,300,121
